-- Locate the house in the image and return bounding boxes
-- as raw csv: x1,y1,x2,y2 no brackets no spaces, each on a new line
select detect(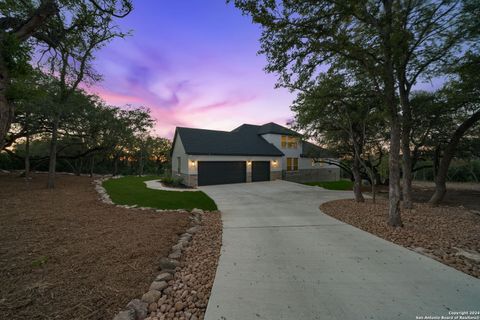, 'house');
171,122,340,187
